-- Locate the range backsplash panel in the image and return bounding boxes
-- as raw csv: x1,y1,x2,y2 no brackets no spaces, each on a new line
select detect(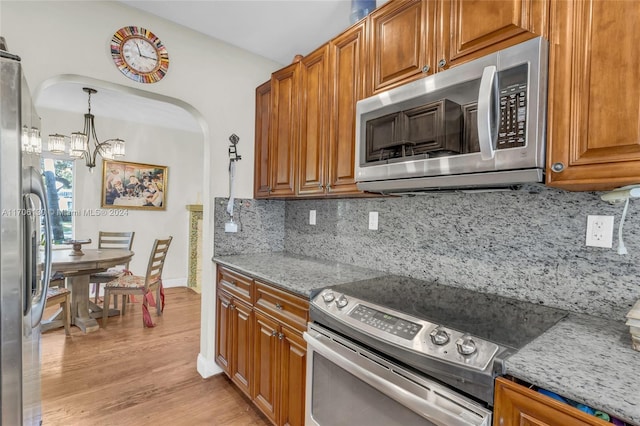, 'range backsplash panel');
283,185,640,320
214,186,640,321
